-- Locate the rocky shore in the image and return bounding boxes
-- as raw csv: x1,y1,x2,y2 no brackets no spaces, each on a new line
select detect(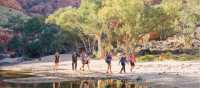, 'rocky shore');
0,54,200,88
